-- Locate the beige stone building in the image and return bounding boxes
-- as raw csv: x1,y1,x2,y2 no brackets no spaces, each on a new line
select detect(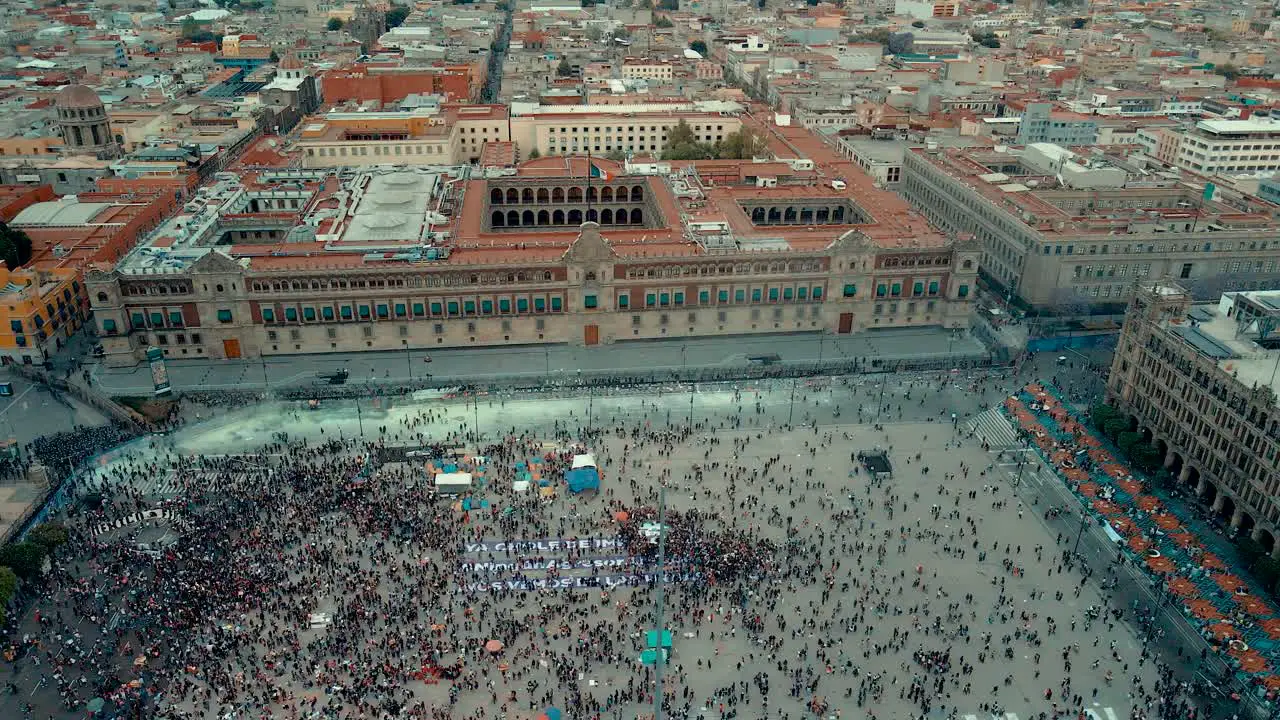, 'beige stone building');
1107,281,1280,558
901,144,1280,314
